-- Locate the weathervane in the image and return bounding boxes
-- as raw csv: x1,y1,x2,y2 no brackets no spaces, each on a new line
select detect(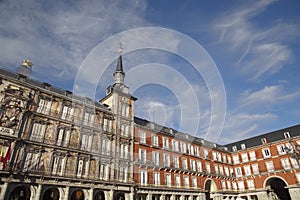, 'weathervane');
118,42,124,54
